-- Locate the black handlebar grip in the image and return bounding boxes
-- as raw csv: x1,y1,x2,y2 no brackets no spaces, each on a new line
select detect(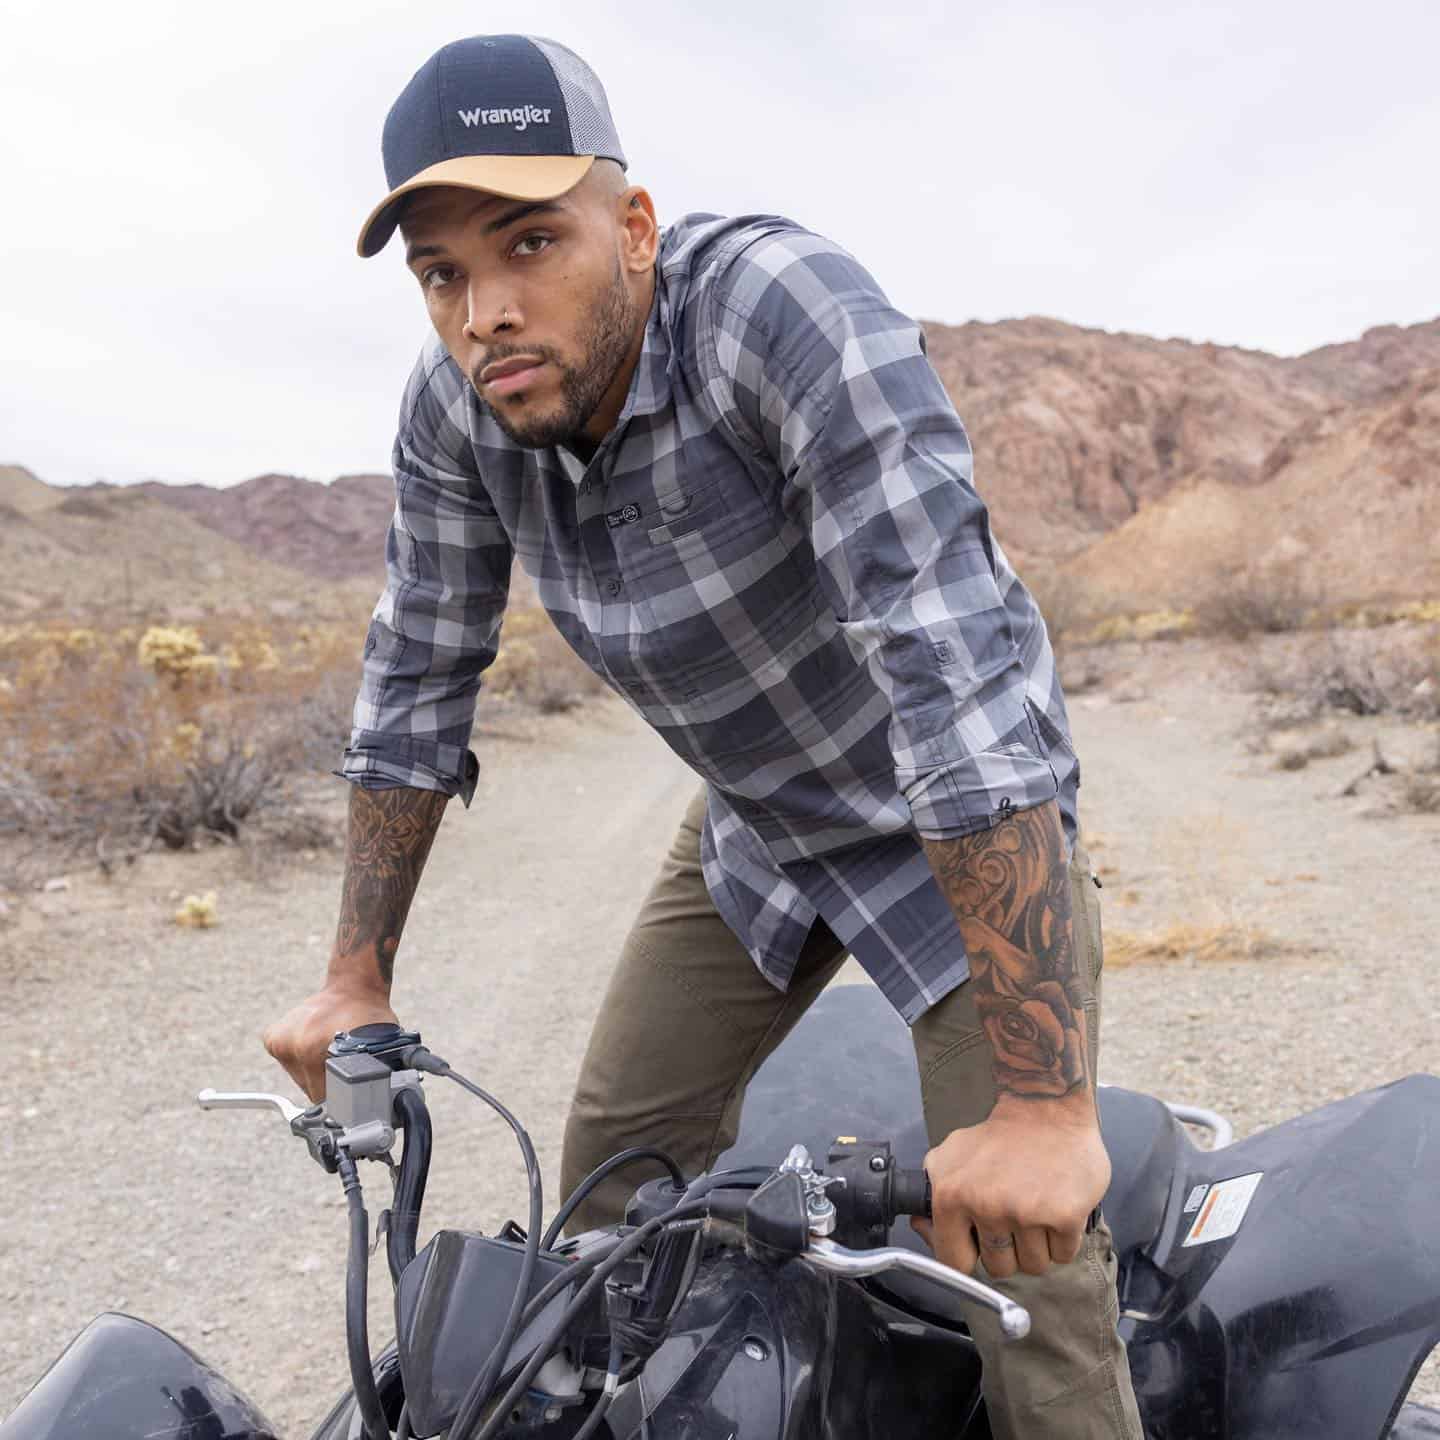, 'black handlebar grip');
891,1168,932,1219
